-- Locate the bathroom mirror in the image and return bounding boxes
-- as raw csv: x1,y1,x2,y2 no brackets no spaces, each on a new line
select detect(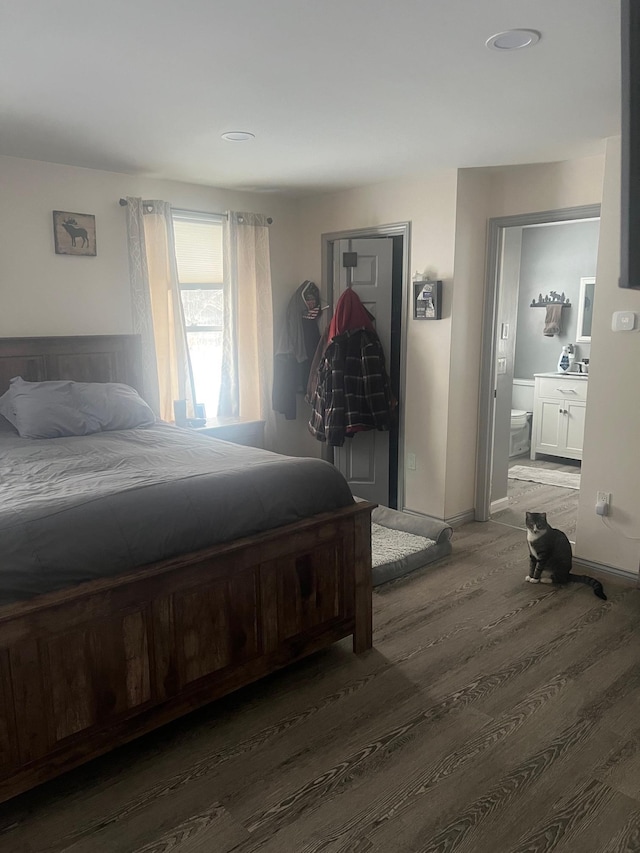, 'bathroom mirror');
576,276,595,342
